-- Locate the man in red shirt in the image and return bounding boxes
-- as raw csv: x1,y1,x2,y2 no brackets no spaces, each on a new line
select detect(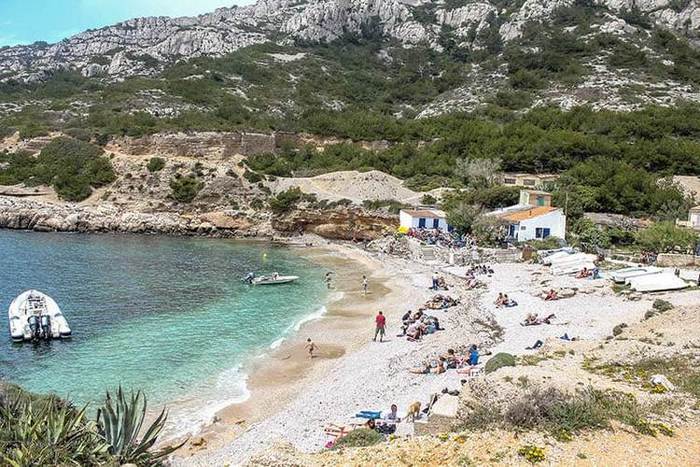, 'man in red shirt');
374,311,386,342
